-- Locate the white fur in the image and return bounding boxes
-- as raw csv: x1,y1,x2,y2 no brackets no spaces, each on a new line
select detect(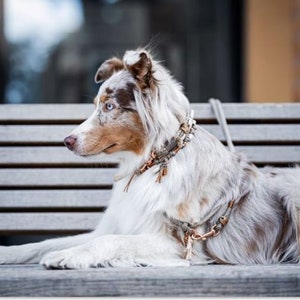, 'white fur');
0,49,299,269
123,50,142,66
